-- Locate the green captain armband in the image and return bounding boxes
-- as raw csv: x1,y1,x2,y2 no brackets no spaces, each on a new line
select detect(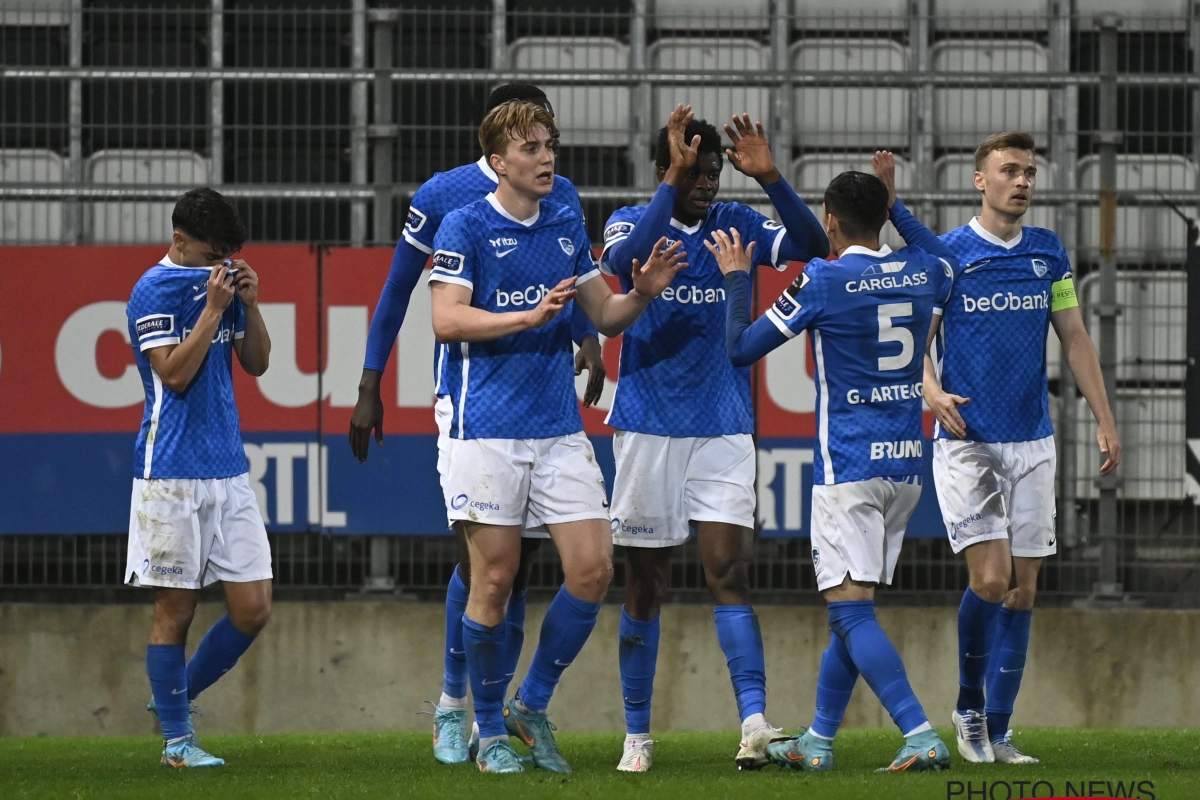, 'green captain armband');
1051,276,1078,312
